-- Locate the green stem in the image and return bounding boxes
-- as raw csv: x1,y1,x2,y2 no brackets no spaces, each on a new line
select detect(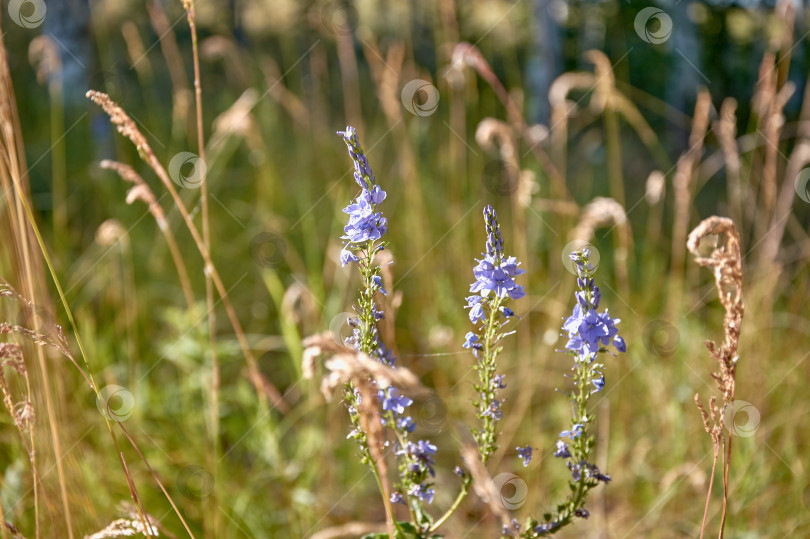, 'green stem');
429,476,472,532
479,296,503,463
